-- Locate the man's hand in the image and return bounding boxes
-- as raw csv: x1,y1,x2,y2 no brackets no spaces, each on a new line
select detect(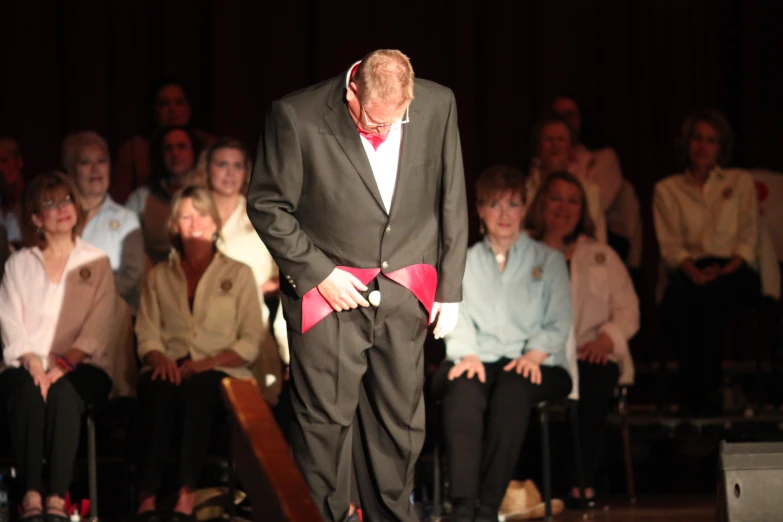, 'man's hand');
448,355,486,383
317,268,370,311
431,302,459,339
